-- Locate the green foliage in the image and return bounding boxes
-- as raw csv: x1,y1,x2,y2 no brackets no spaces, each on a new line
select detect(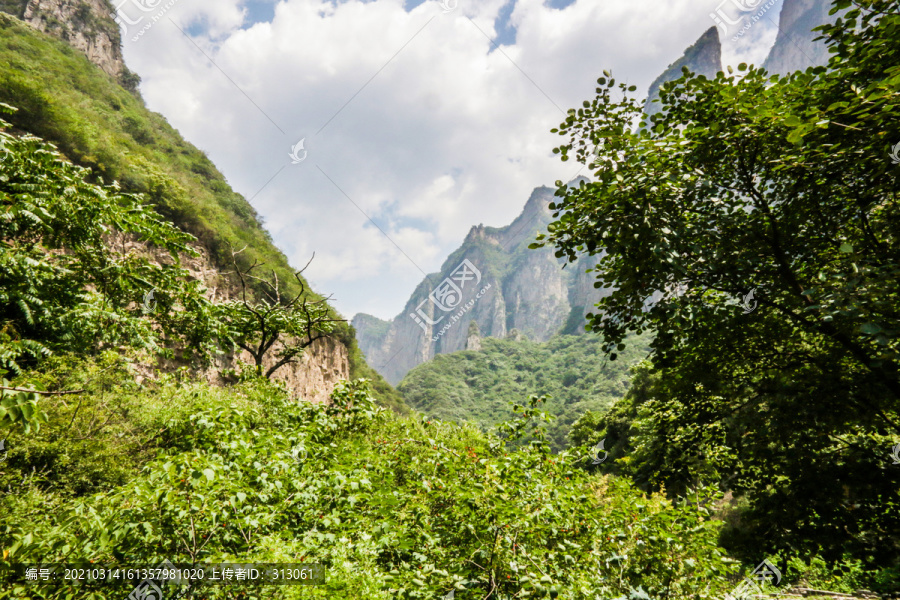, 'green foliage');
346,334,409,414
399,334,648,450
0,14,401,405
779,554,868,594
0,370,736,599
0,106,199,373
0,377,45,434
536,0,900,575
0,0,27,19
569,362,657,479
